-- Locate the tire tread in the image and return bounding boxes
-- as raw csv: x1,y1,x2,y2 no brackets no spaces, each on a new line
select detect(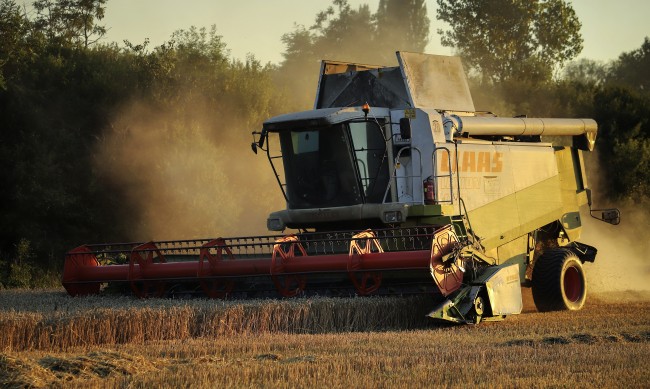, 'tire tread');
532,248,583,312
